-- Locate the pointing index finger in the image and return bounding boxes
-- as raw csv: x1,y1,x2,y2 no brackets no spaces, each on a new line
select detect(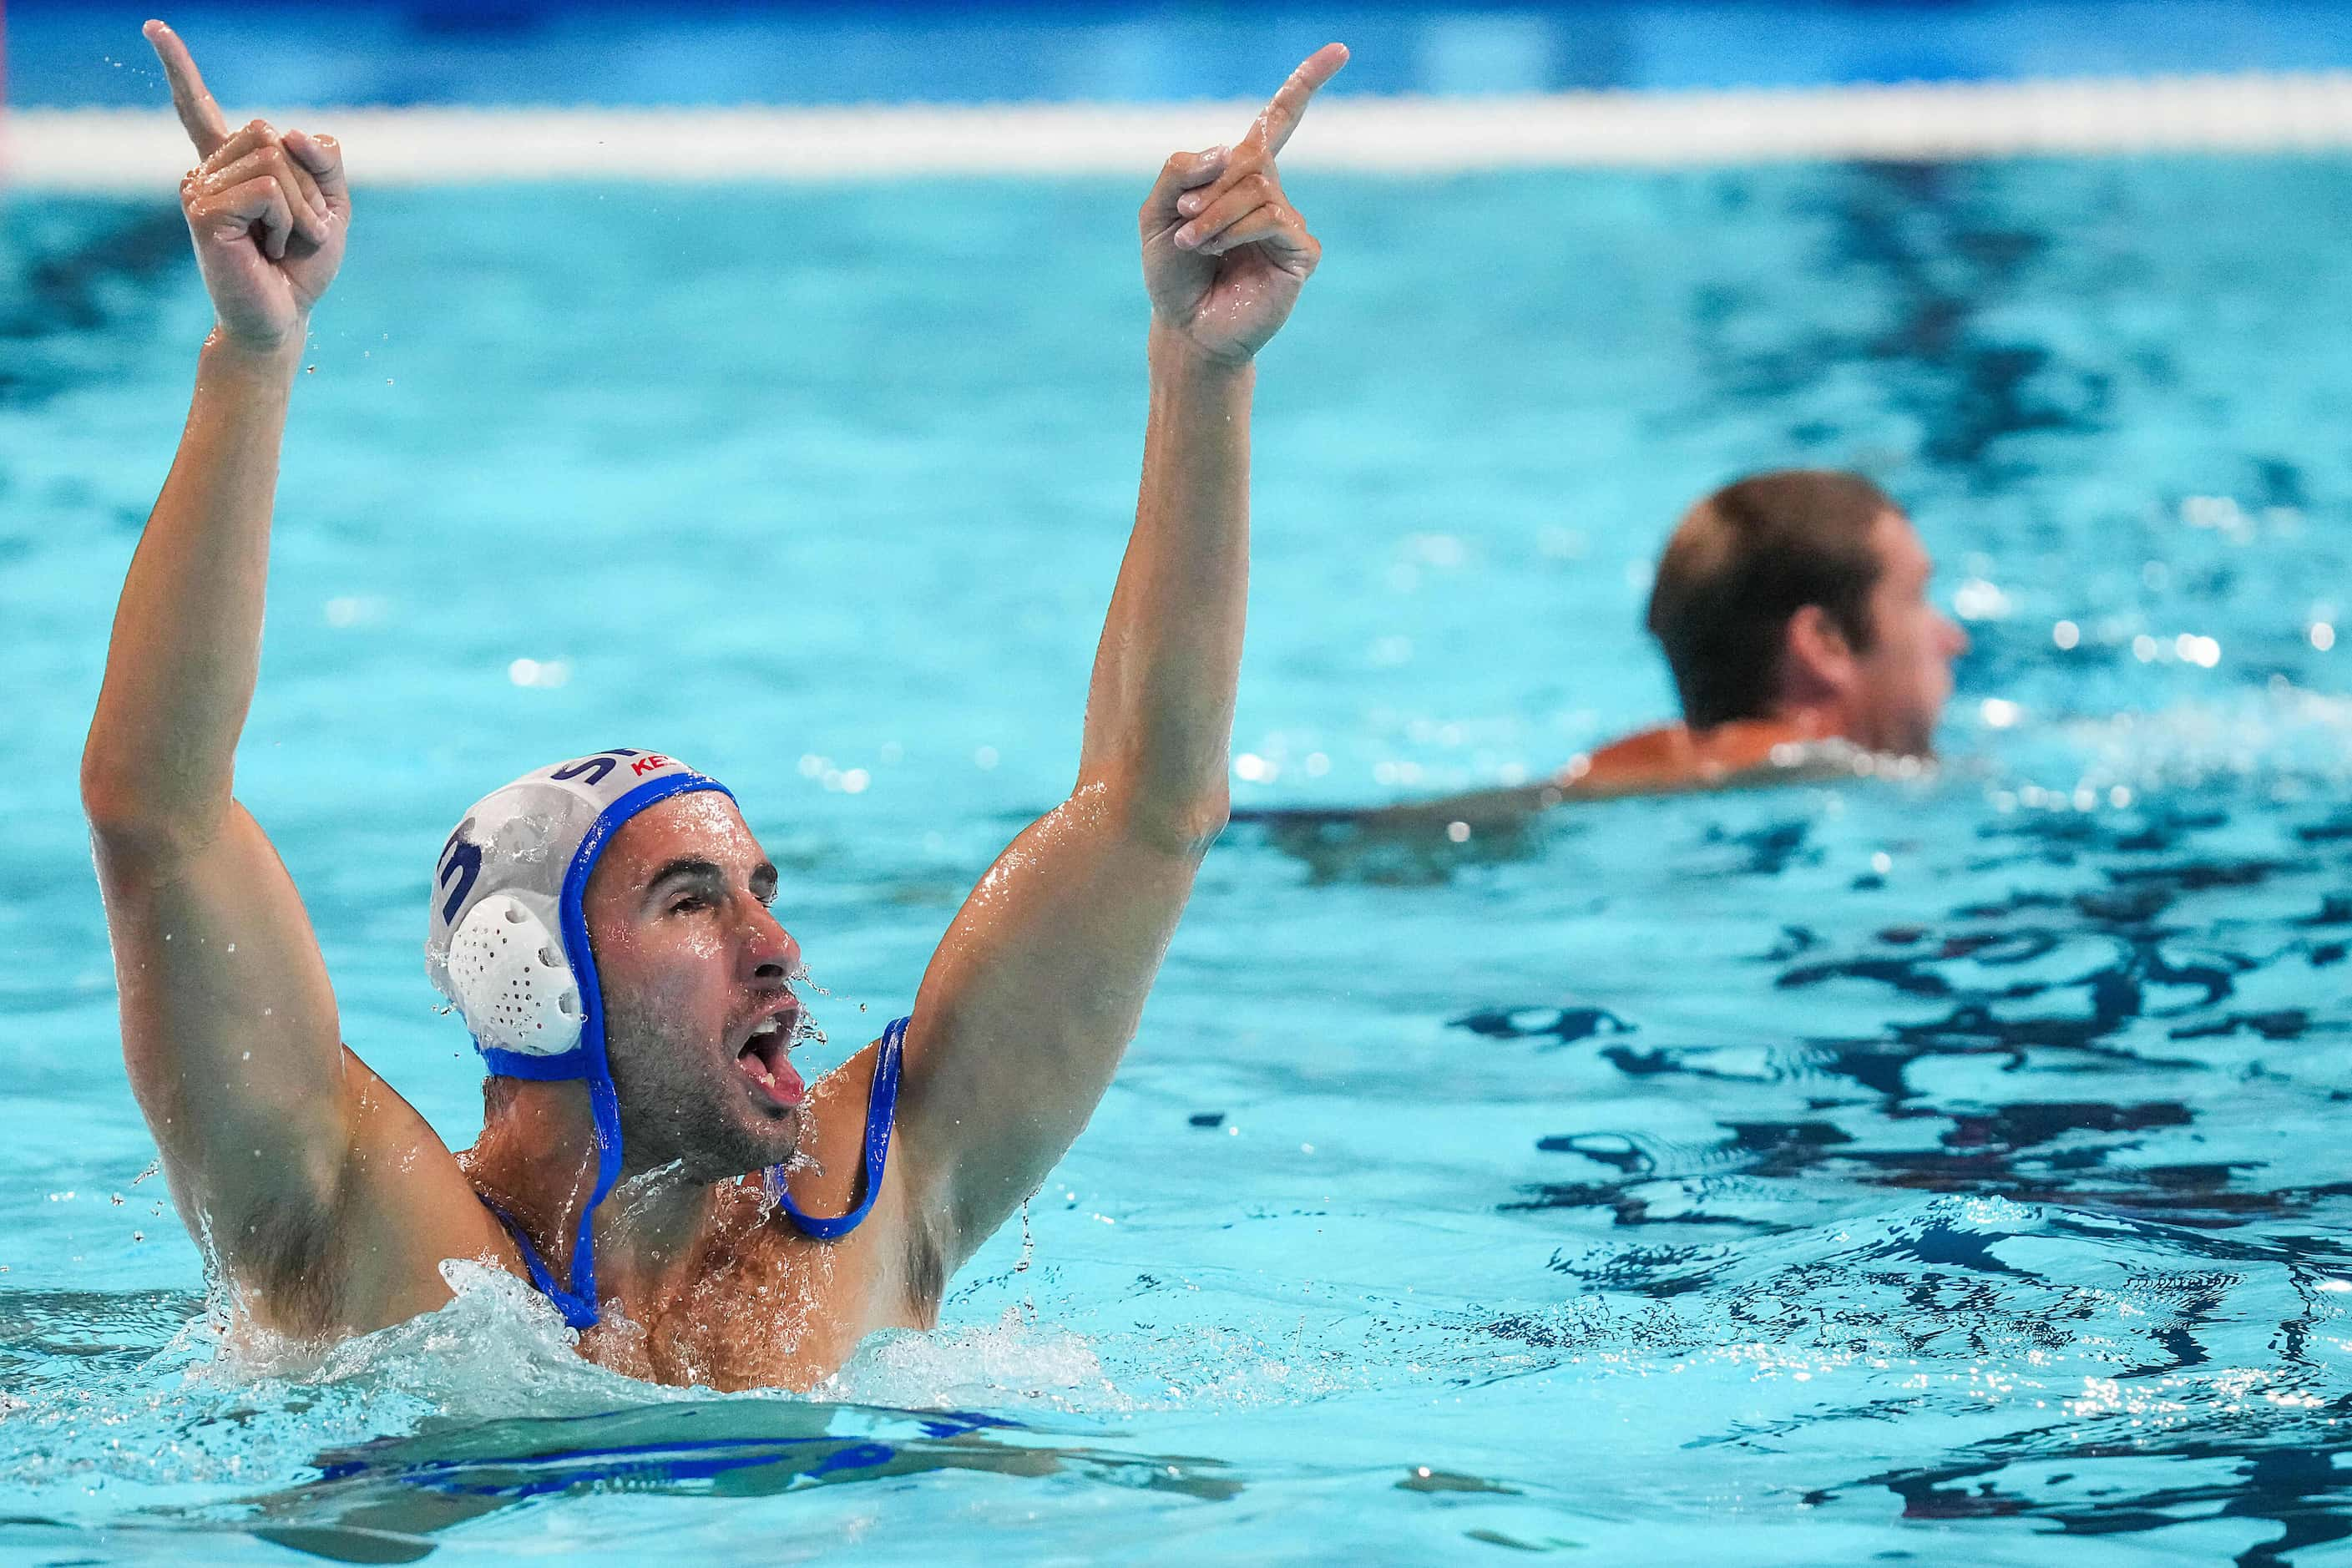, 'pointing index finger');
1248,42,1349,159
144,19,230,158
